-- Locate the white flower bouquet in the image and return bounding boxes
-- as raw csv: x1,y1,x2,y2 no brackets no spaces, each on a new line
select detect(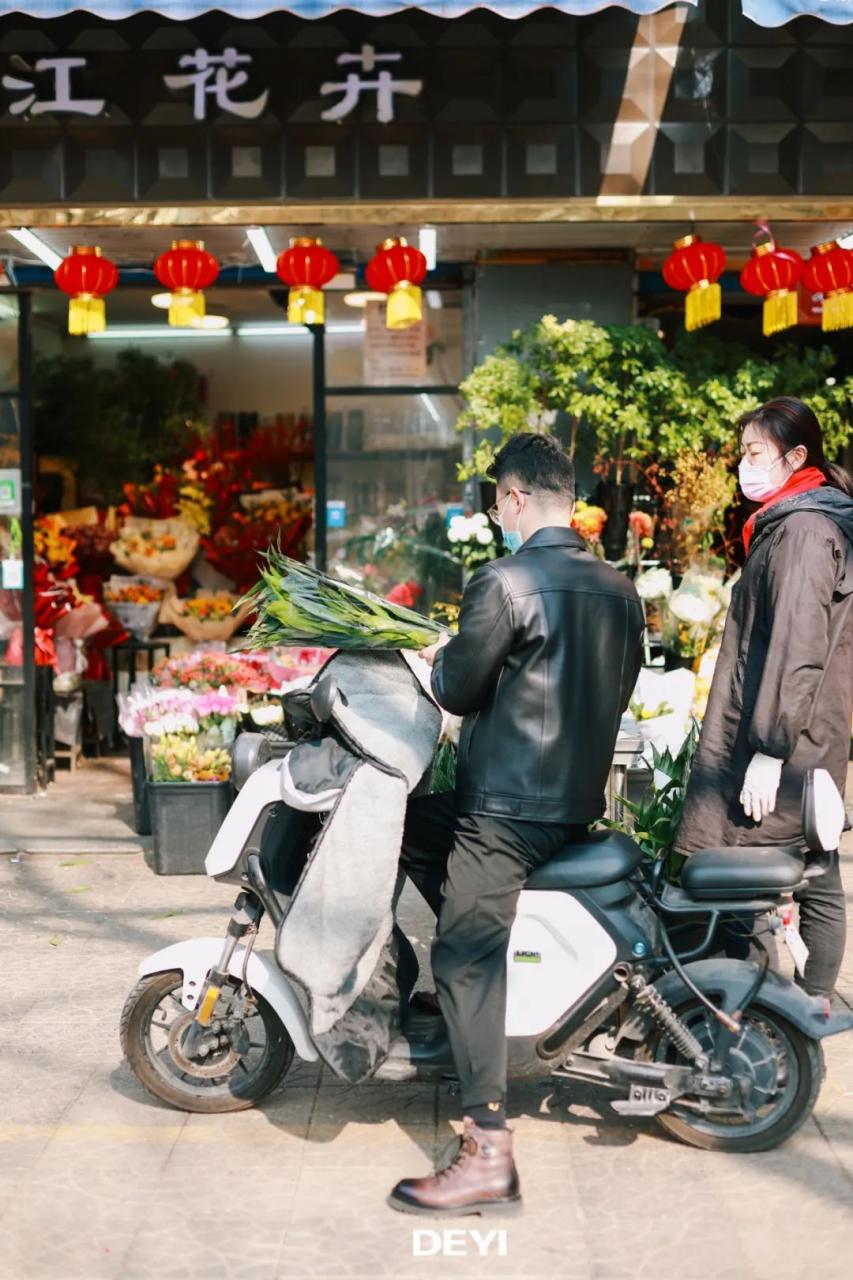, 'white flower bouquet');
661,566,729,662
446,512,496,571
